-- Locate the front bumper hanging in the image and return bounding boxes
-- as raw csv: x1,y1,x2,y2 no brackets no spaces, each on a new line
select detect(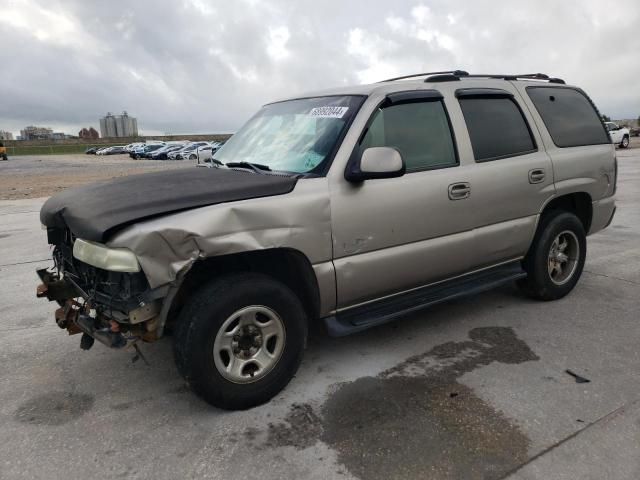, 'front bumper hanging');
36,268,132,350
